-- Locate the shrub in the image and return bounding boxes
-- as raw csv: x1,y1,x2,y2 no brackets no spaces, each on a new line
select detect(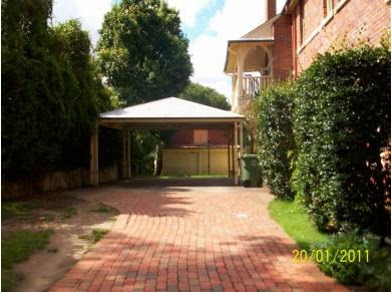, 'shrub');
312,231,390,290
256,83,296,199
293,45,391,234
1,1,112,177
